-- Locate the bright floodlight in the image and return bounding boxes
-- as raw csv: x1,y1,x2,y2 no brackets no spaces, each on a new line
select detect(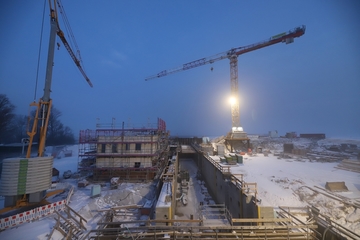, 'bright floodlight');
232,126,244,133
229,96,237,105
